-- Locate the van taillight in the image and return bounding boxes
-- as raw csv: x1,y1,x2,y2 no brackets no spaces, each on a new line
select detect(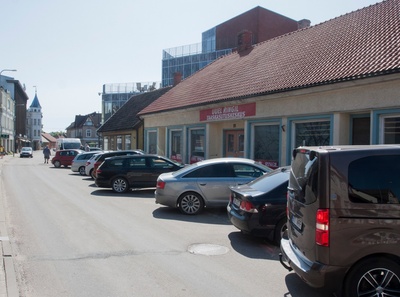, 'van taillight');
316,209,329,246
